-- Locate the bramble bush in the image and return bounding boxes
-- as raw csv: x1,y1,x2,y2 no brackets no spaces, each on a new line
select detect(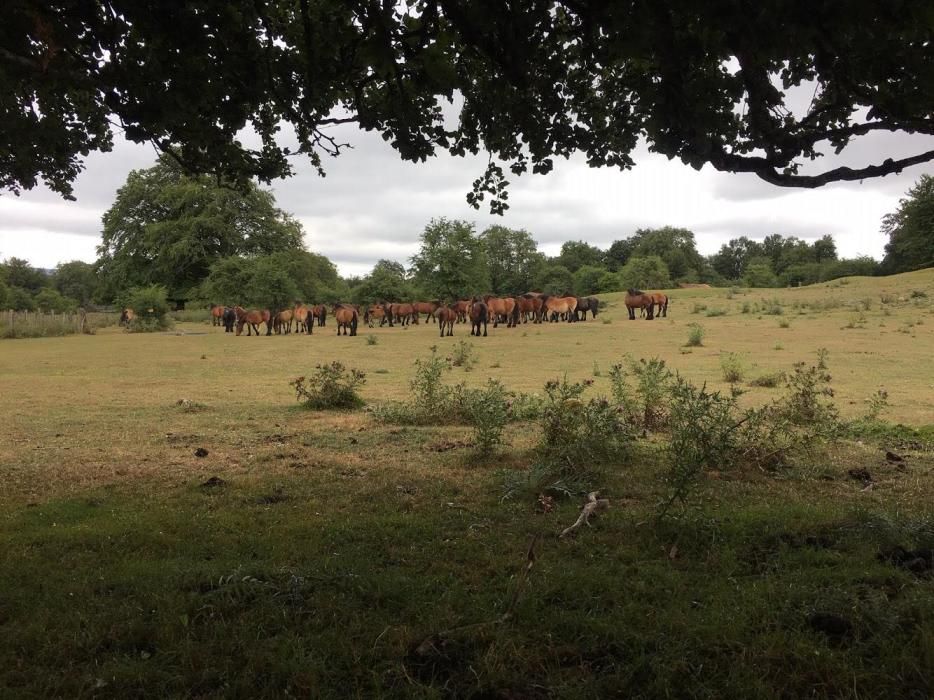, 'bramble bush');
290,362,366,410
